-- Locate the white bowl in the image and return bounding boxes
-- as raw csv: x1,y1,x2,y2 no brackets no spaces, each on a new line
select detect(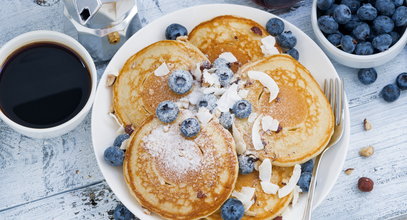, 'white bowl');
0,31,97,139
311,0,407,68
